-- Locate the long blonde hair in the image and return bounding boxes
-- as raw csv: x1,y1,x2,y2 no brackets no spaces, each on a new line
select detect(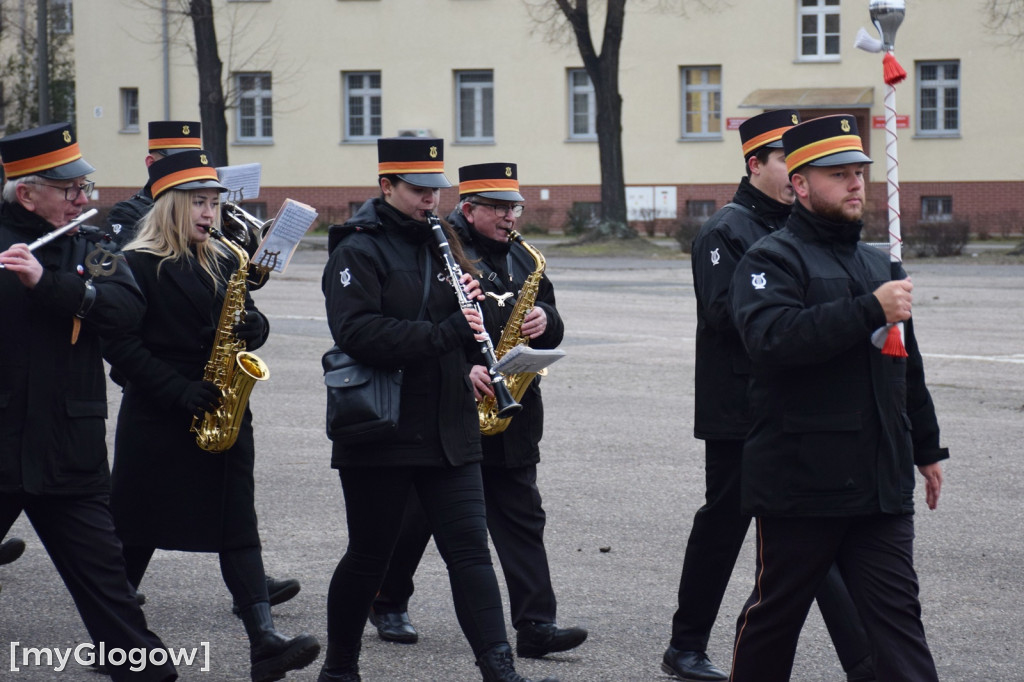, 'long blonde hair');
124,188,229,285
